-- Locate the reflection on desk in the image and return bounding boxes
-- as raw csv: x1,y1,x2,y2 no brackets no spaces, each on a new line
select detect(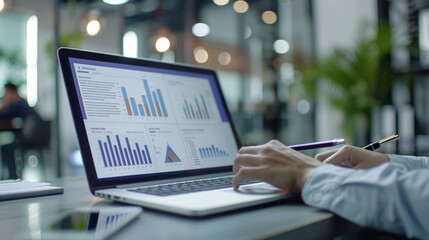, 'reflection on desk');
0,176,360,240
